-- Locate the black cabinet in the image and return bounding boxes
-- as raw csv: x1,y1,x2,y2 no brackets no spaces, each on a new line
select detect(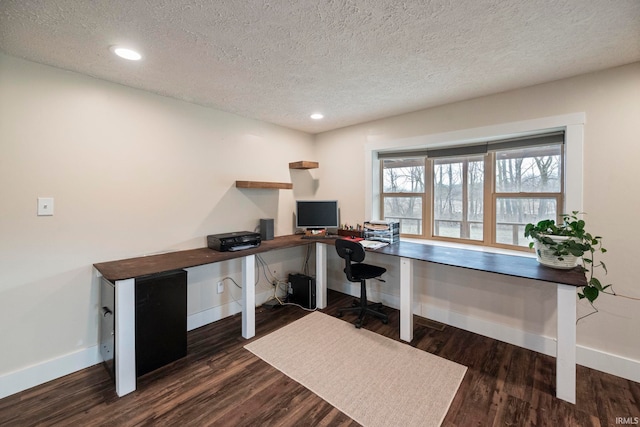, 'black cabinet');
135,270,187,376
